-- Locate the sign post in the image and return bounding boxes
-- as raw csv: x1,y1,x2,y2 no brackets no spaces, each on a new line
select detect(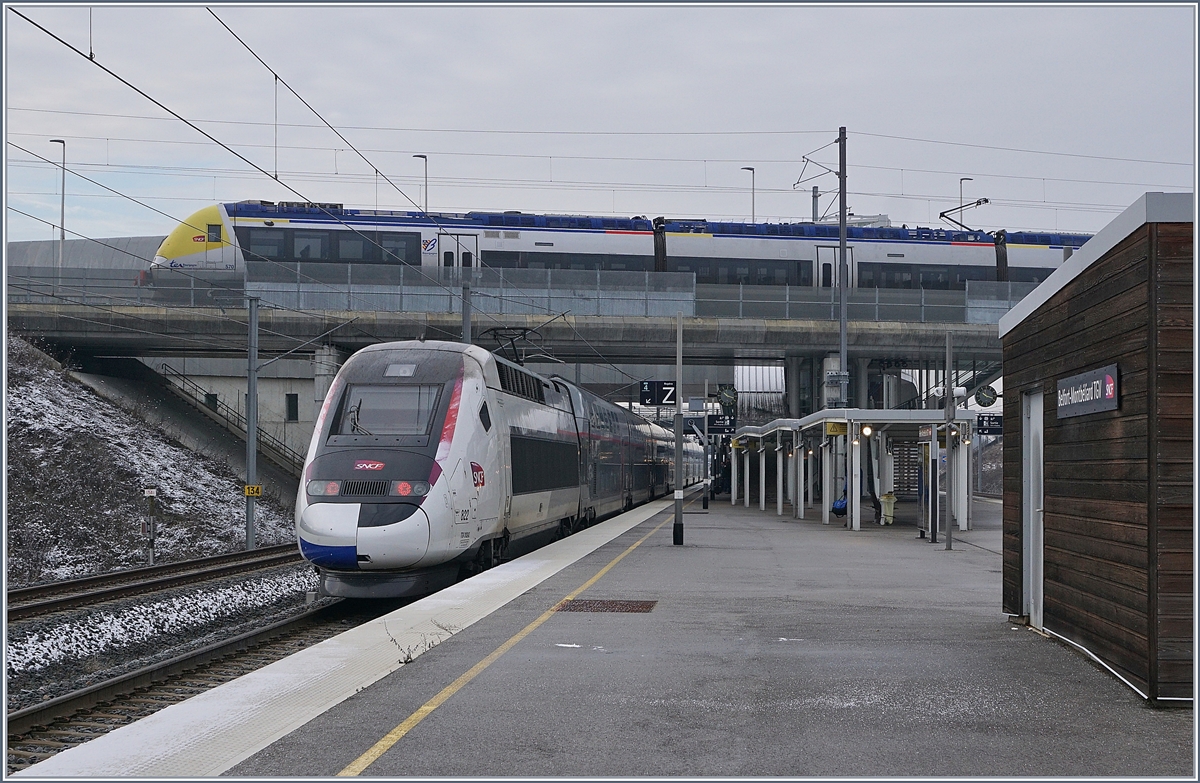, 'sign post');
673,313,684,545
143,487,157,566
